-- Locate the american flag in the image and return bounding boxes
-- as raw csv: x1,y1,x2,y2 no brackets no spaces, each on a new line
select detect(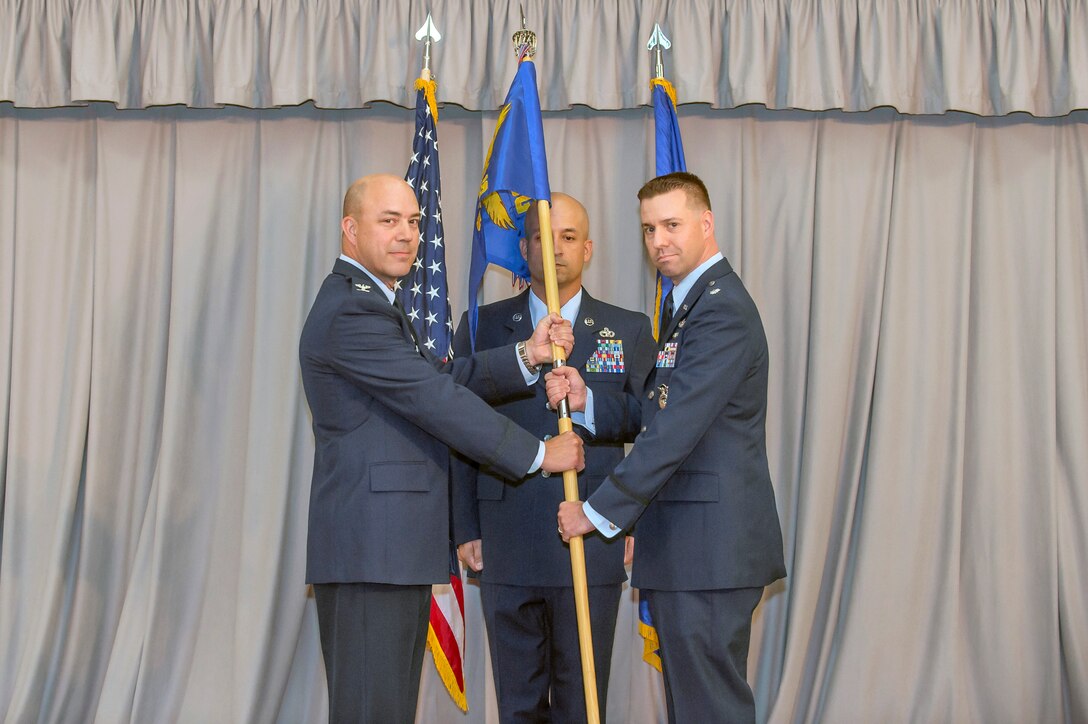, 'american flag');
397,81,453,361
397,78,467,711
